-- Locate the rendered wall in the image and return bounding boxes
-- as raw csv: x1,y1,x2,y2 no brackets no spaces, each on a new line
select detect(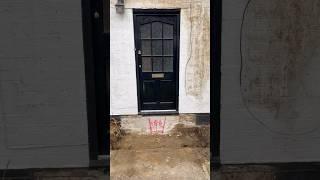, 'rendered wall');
221,0,320,163
110,0,210,115
0,0,89,169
